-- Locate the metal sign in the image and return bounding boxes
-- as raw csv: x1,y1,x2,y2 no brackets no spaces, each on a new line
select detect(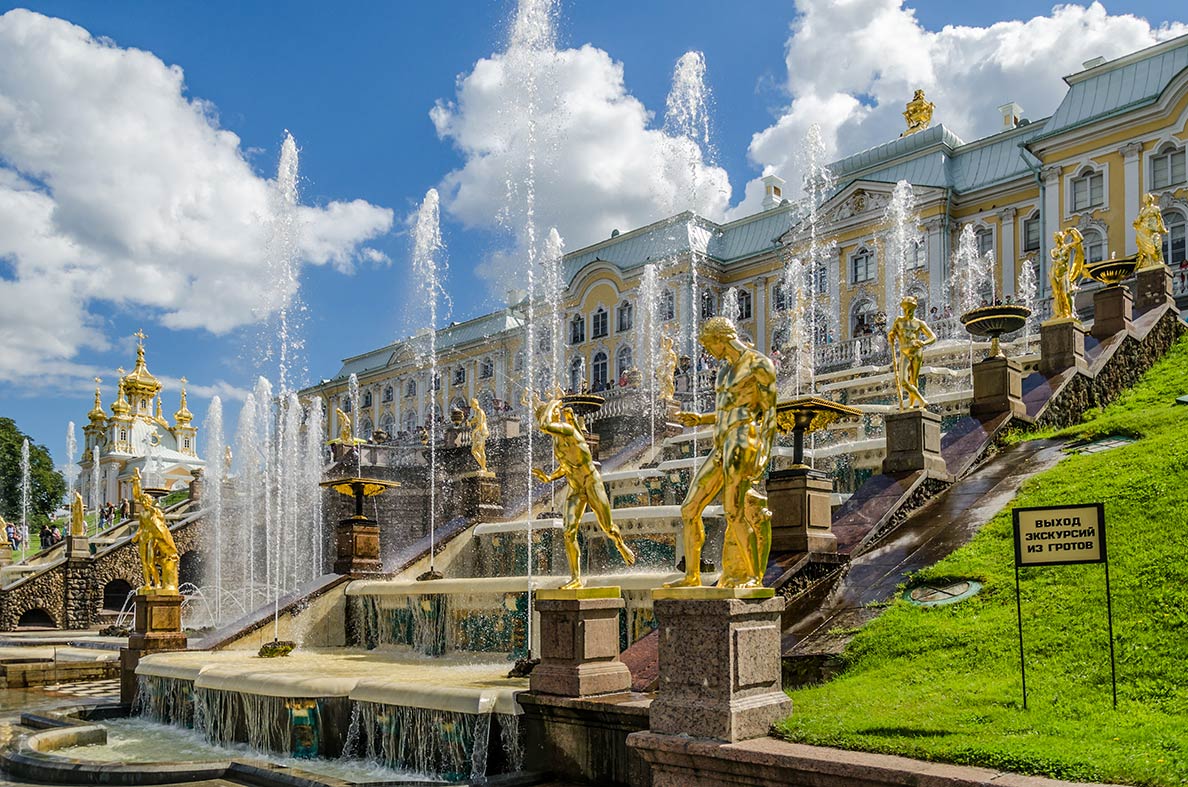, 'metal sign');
1010,503,1116,710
